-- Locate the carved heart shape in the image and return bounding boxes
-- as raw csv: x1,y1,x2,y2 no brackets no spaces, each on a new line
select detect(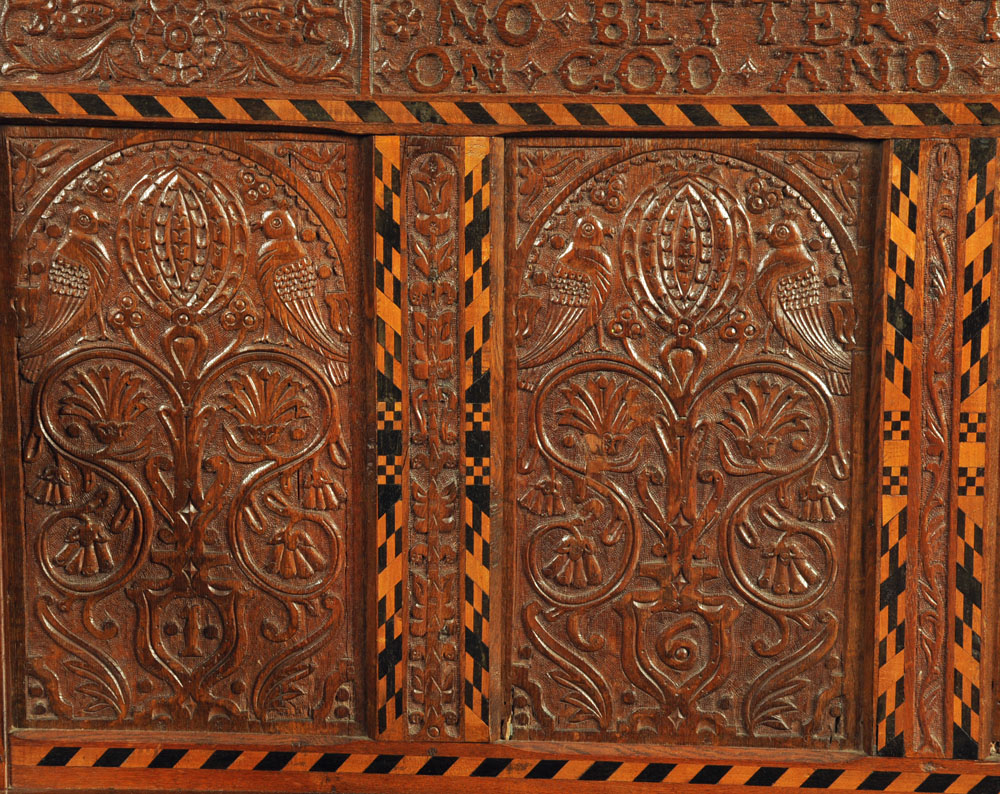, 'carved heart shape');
659,338,707,402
